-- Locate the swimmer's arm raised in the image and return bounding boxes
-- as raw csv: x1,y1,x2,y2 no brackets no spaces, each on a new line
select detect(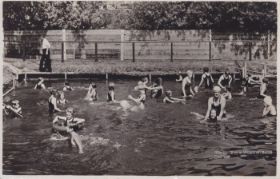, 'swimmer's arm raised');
218,76,225,89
